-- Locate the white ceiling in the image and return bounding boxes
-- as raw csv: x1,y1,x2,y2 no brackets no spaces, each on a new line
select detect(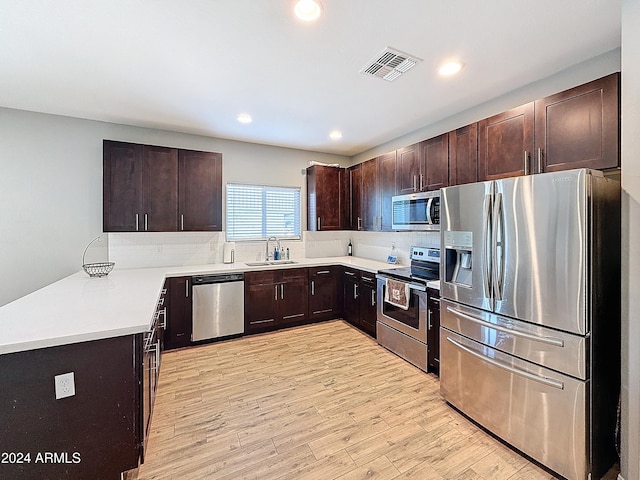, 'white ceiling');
0,1,621,156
